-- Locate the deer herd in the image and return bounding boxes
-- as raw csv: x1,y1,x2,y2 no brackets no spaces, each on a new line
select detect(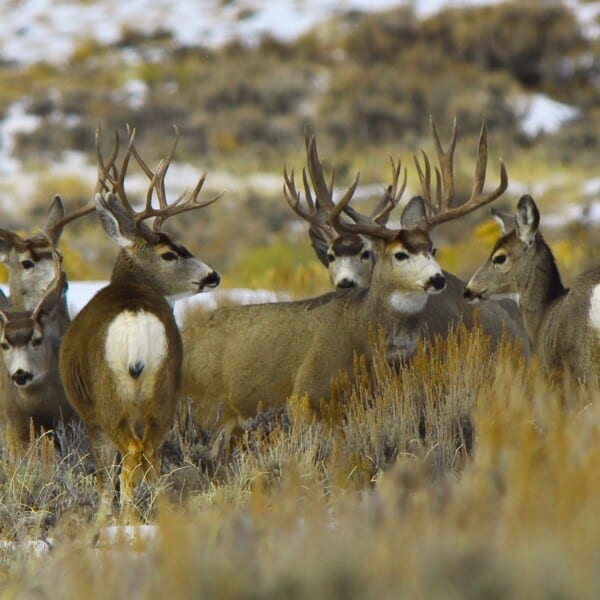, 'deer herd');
0,118,597,520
